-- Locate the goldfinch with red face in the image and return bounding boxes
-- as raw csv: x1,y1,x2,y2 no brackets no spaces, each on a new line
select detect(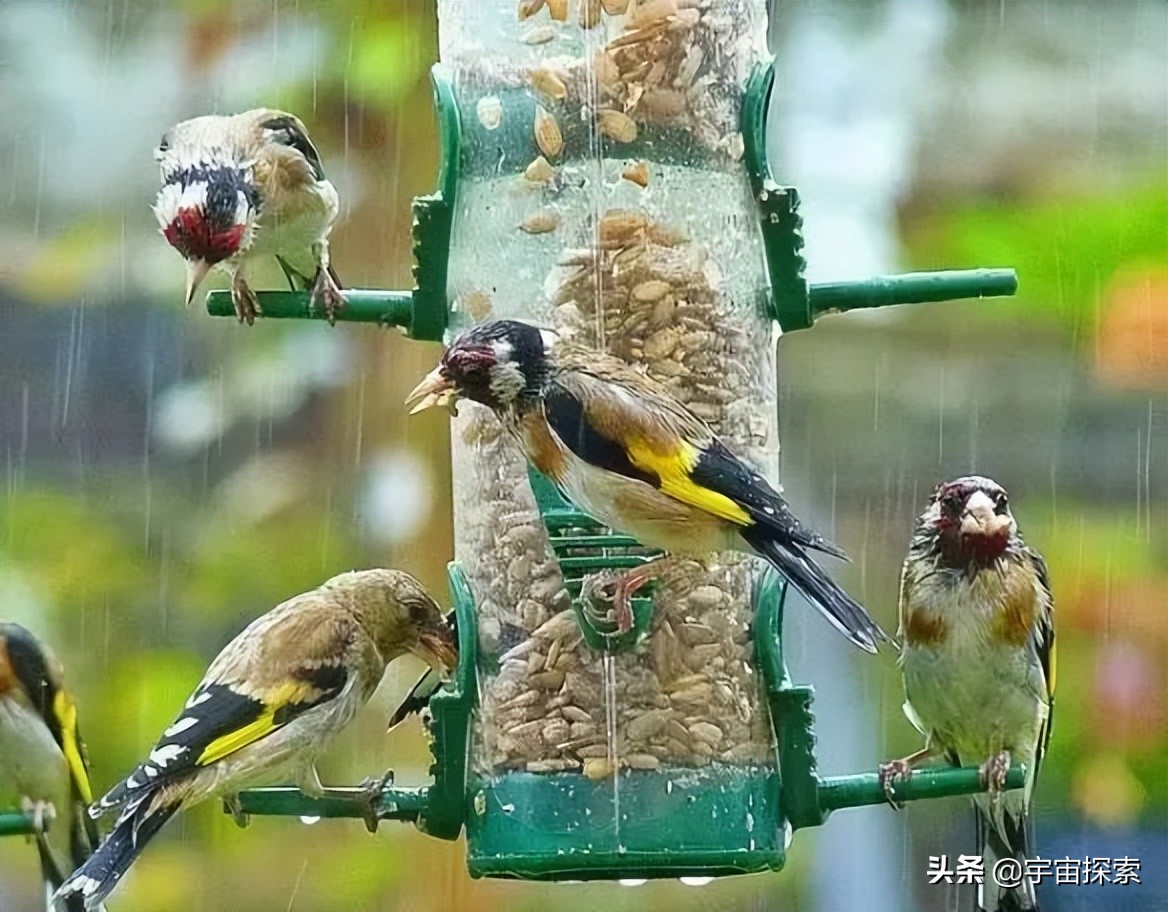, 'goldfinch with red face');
880,476,1054,912
153,108,344,325
0,623,99,912
53,570,456,911
407,319,887,652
